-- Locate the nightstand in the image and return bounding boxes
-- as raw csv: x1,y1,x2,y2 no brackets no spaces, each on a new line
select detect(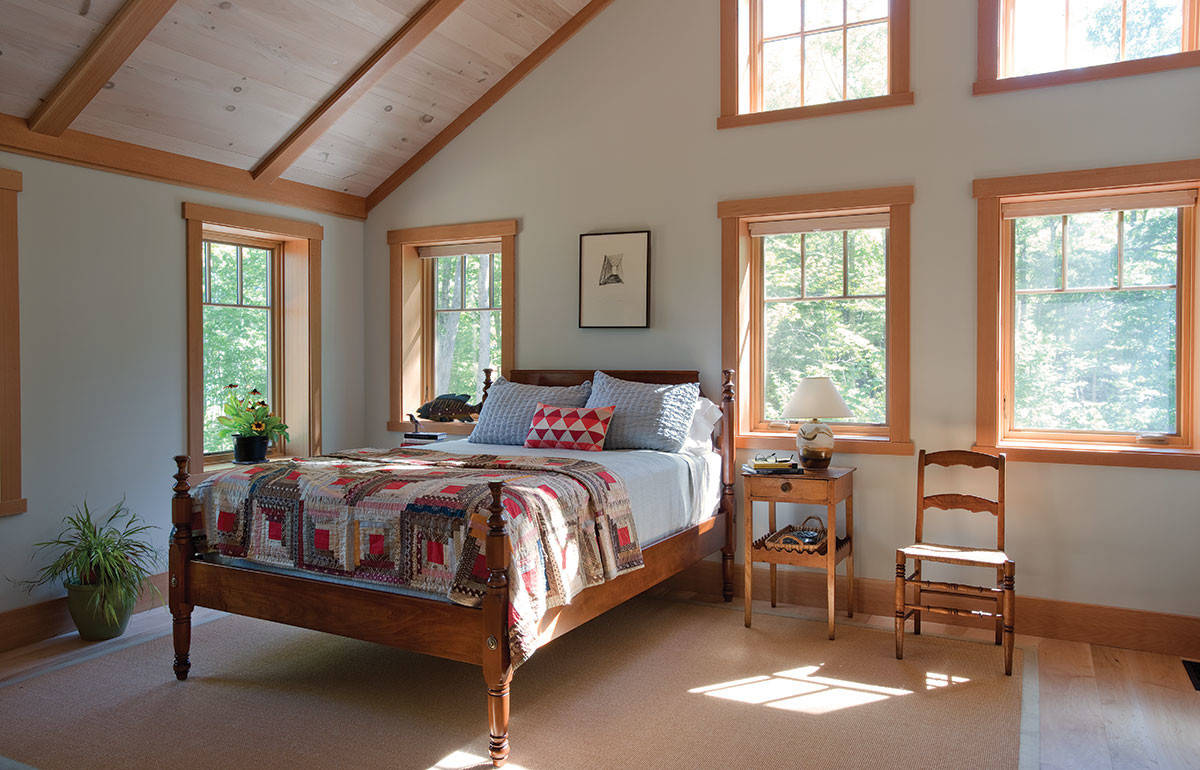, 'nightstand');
742,467,855,639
